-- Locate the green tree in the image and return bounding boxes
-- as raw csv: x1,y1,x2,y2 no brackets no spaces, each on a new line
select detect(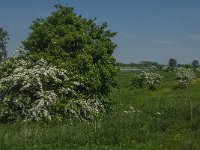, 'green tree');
23,5,118,97
0,27,9,61
192,60,199,67
169,58,177,68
